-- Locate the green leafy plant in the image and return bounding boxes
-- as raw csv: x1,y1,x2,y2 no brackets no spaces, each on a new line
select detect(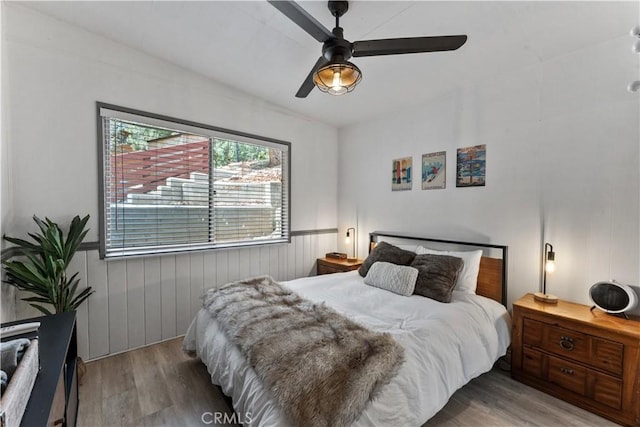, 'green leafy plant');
2,214,94,315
